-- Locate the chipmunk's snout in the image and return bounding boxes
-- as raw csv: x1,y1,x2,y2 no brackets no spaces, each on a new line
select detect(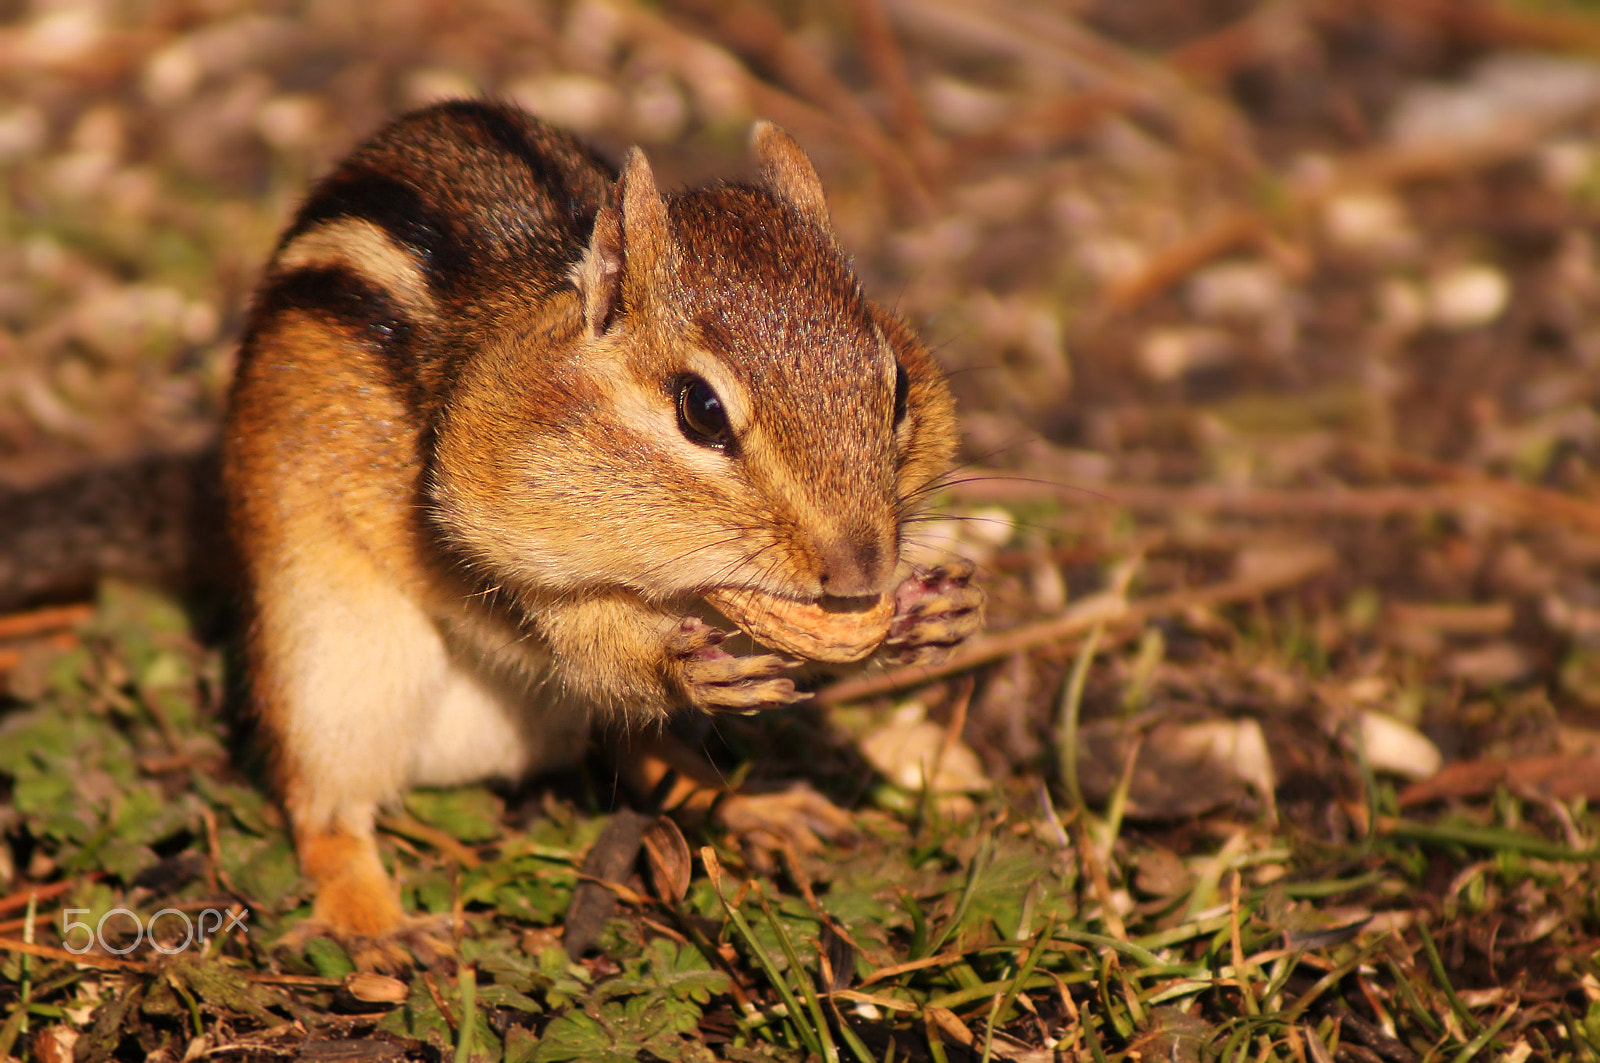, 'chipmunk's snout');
815,528,894,598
